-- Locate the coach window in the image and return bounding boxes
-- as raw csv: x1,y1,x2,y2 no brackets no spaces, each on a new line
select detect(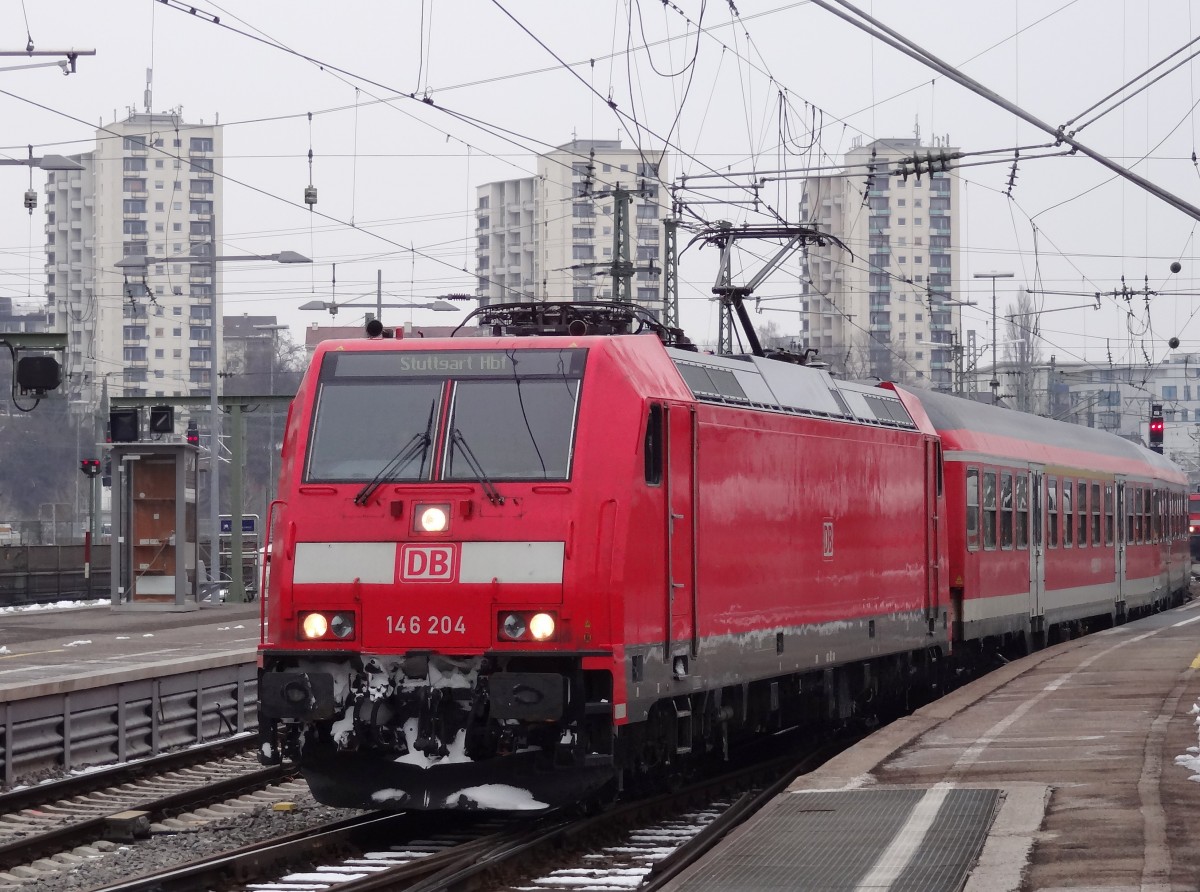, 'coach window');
965,467,980,549
1076,481,1087,546
983,470,997,549
1016,474,1029,548
1047,476,1059,547
1132,487,1142,542
1143,488,1152,543
1000,472,1014,548
644,404,663,485
1062,479,1074,547
1090,483,1101,545
1104,484,1114,545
